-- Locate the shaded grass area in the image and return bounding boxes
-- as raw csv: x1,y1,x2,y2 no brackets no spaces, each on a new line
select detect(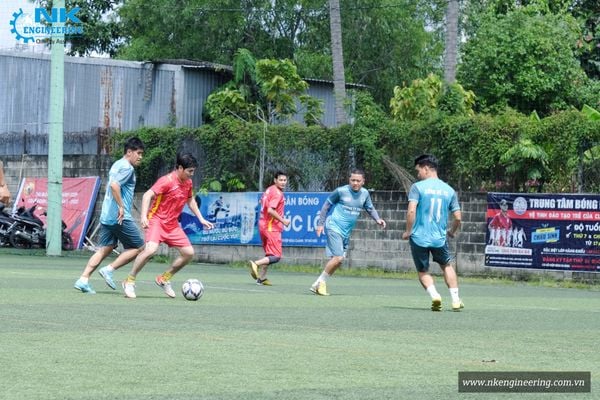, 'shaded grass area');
0,253,598,399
